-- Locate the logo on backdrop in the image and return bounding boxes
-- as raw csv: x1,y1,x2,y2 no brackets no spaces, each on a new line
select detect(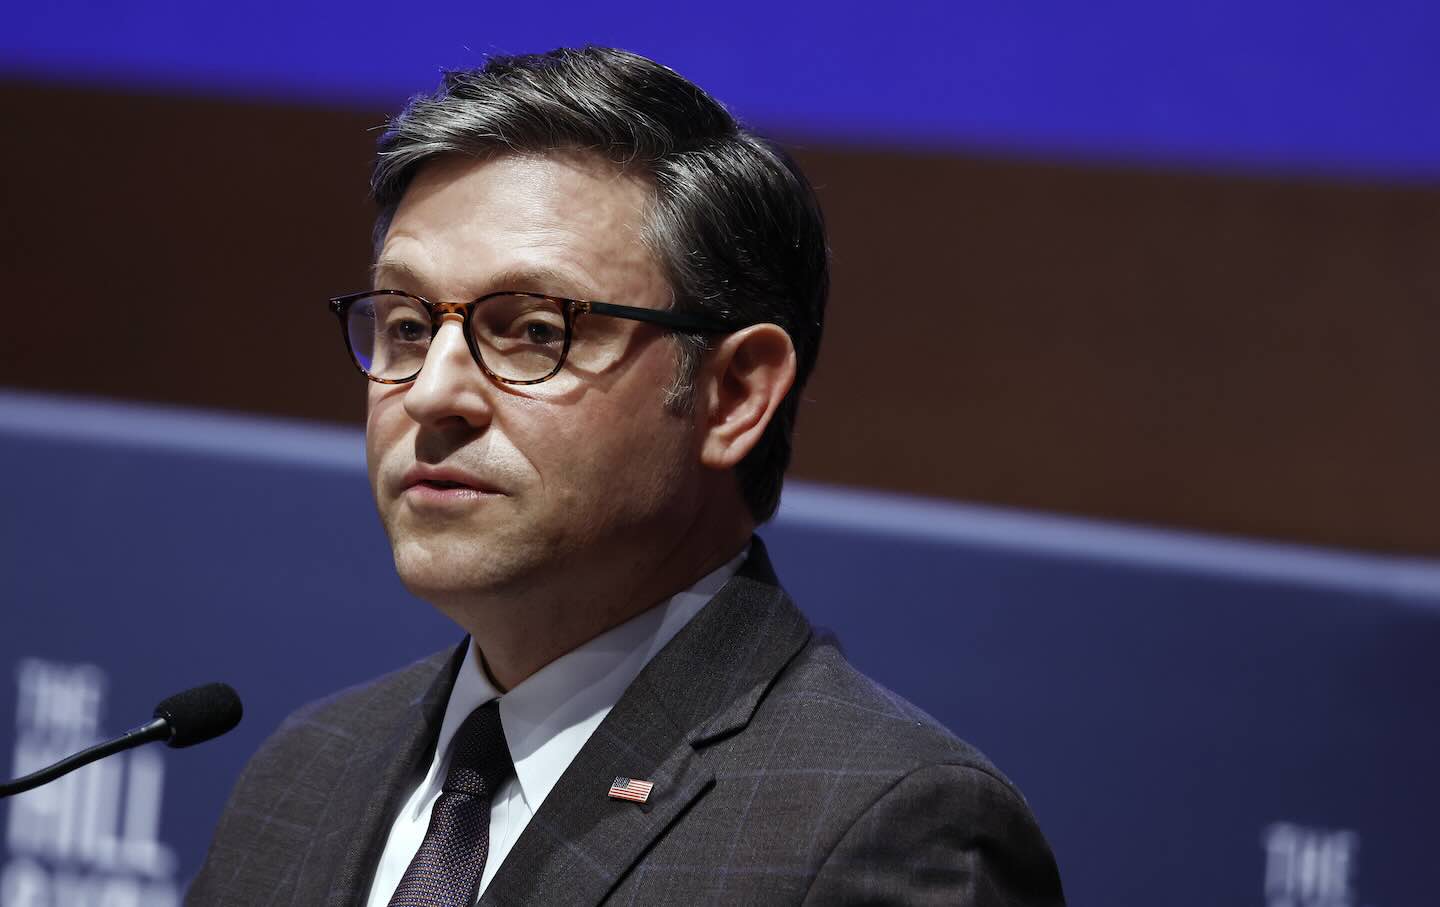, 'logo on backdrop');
1263,821,1362,907
1,659,179,907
